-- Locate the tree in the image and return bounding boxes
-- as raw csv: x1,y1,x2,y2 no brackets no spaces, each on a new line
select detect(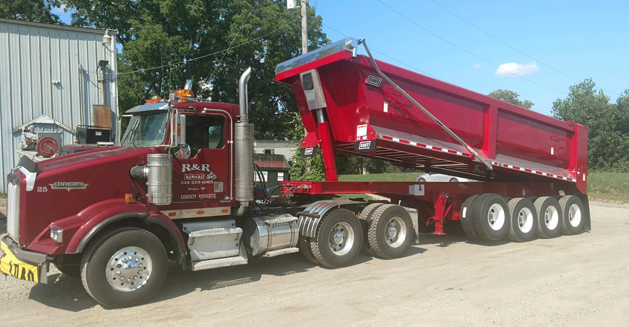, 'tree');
551,79,628,171
488,89,534,109
0,0,62,24
61,0,328,140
